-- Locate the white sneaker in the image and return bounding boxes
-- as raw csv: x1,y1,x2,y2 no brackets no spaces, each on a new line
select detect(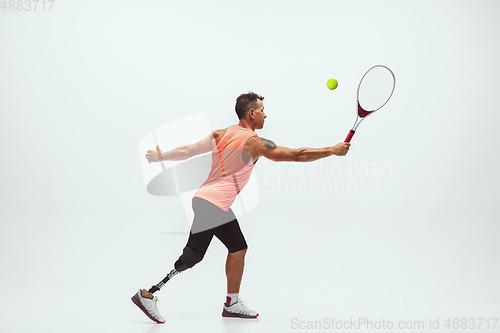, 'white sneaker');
131,290,166,323
222,299,259,318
